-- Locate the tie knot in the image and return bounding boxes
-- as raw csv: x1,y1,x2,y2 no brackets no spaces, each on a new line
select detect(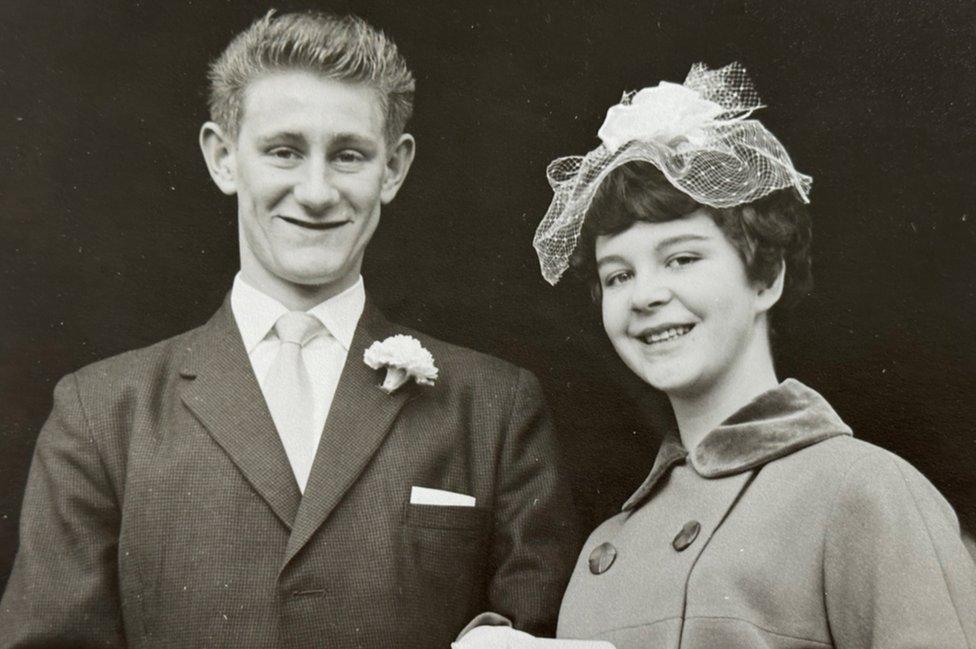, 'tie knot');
274,312,322,346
